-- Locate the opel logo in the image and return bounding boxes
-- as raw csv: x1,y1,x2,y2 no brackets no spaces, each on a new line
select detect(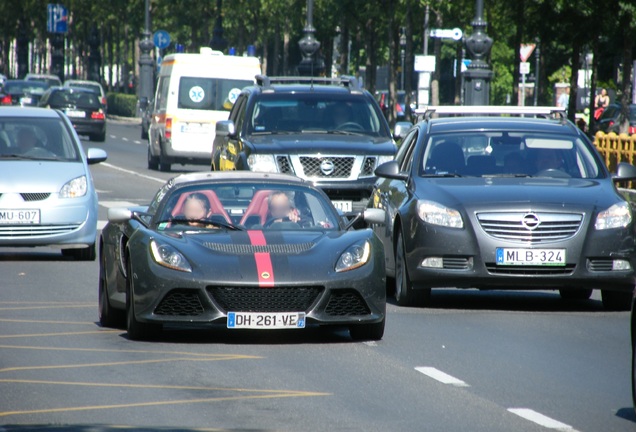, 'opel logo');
261,271,271,279
521,213,541,230
320,159,335,175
